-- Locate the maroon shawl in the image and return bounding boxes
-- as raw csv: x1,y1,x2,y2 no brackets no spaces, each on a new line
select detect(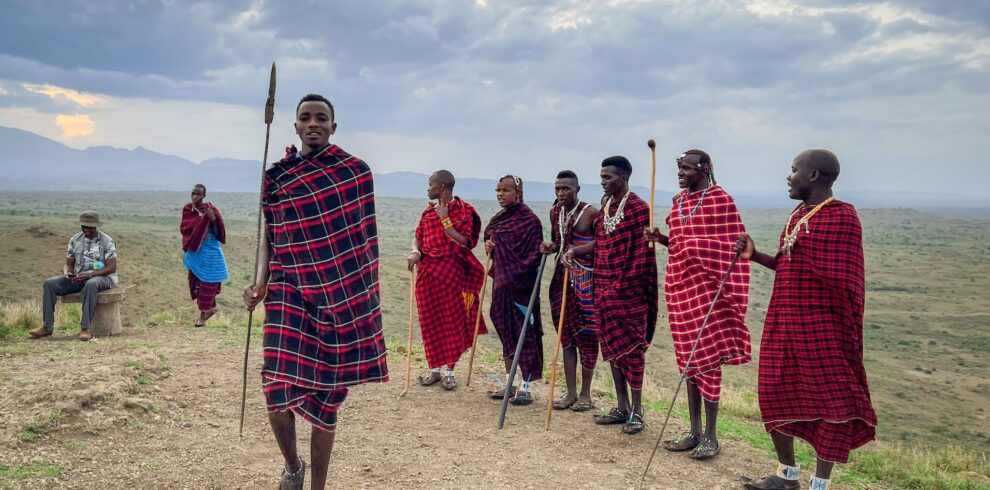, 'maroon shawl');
180,202,226,252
